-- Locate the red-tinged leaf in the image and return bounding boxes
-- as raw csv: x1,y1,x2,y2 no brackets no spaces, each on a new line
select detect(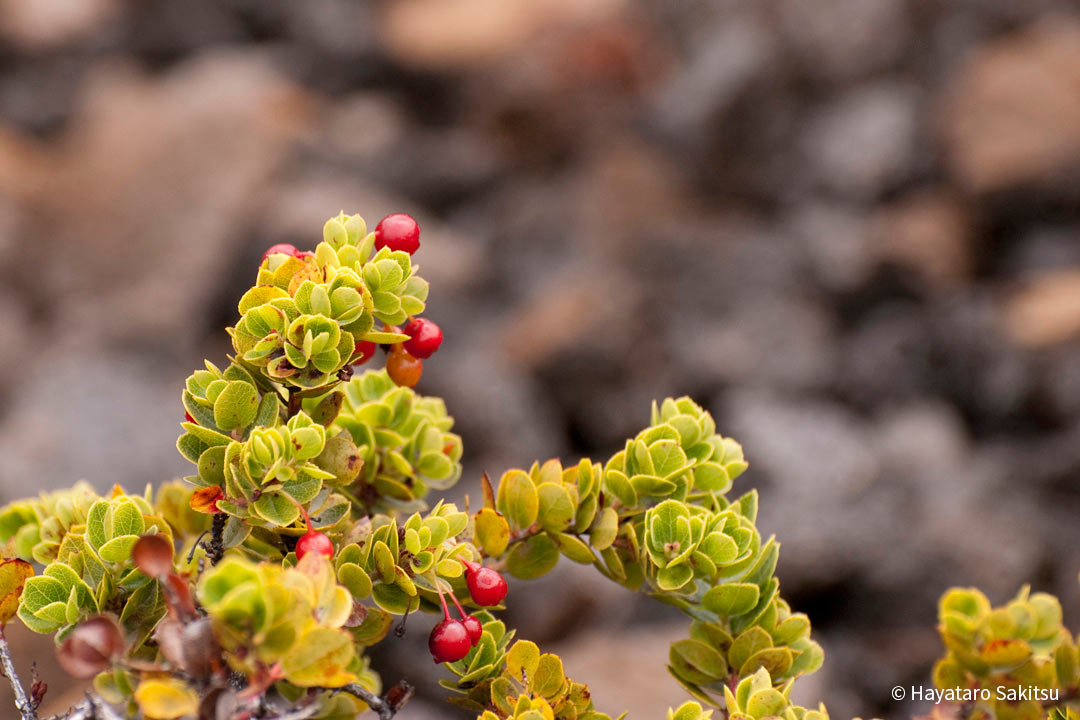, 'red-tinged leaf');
190,486,224,514
132,535,174,578
0,558,33,626
57,616,124,678
481,472,495,510
164,573,197,621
